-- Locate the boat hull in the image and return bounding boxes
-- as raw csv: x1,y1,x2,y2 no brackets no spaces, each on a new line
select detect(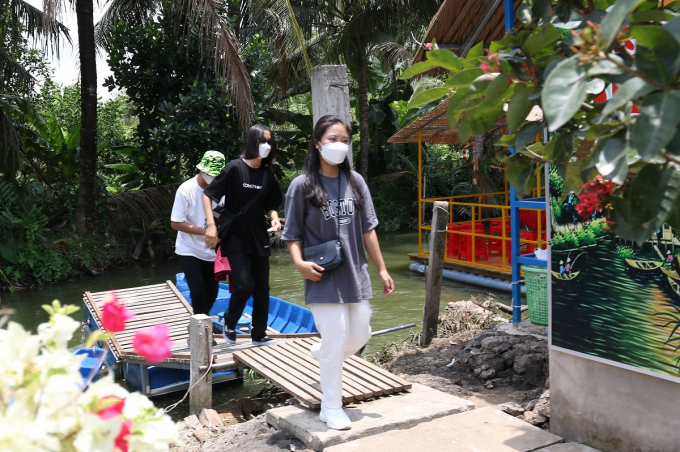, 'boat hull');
74,347,110,388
